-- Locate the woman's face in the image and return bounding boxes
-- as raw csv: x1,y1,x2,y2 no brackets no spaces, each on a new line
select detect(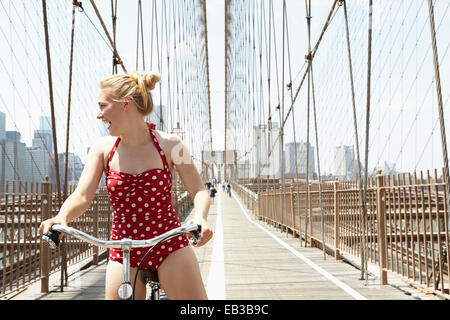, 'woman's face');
97,88,125,136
